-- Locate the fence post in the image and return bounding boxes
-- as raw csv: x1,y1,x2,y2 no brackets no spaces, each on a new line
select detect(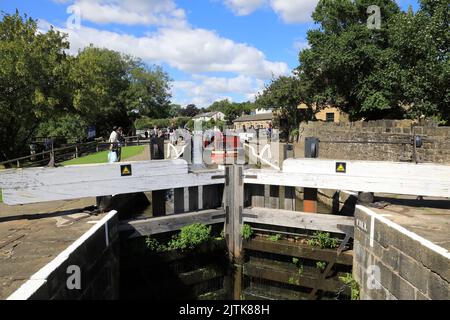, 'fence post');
224,164,244,300
75,146,78,158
